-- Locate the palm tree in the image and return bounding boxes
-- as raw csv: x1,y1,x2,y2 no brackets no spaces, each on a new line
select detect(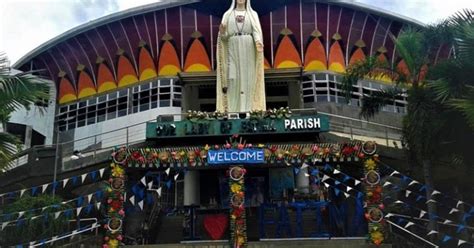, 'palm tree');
342,10,474,232
0,53,50,169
